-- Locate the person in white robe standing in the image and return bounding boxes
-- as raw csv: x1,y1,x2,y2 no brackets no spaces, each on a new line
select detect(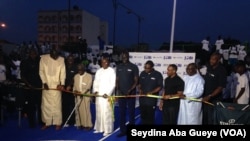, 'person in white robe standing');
178,63,204,125
93,57,116,136
73,63,93,130
39,46,66,130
